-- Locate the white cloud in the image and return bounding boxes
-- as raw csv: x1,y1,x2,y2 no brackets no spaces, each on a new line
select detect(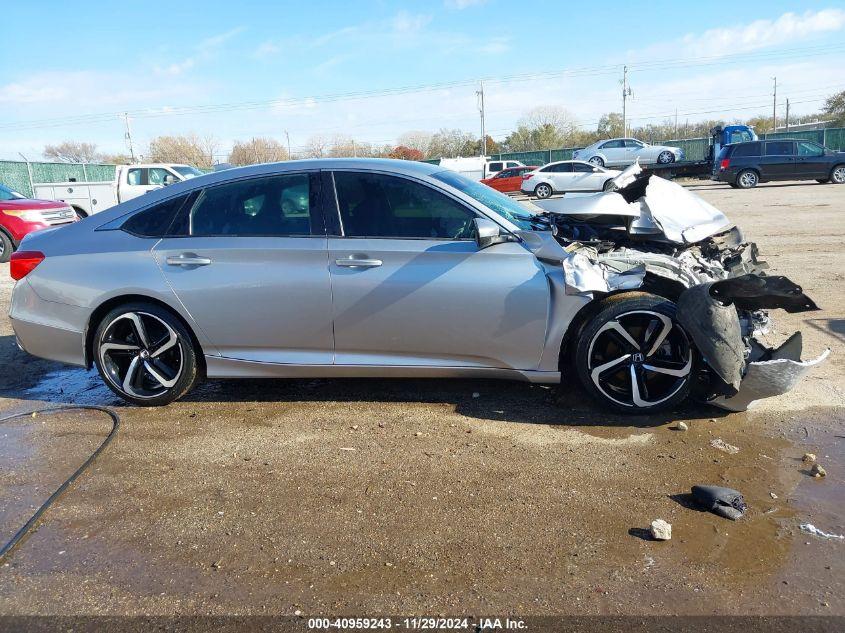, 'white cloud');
155,57,195,76
197,26,246,52
391,11,432,35
478,37,511,55
445,0,488,8
635,9,845,60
